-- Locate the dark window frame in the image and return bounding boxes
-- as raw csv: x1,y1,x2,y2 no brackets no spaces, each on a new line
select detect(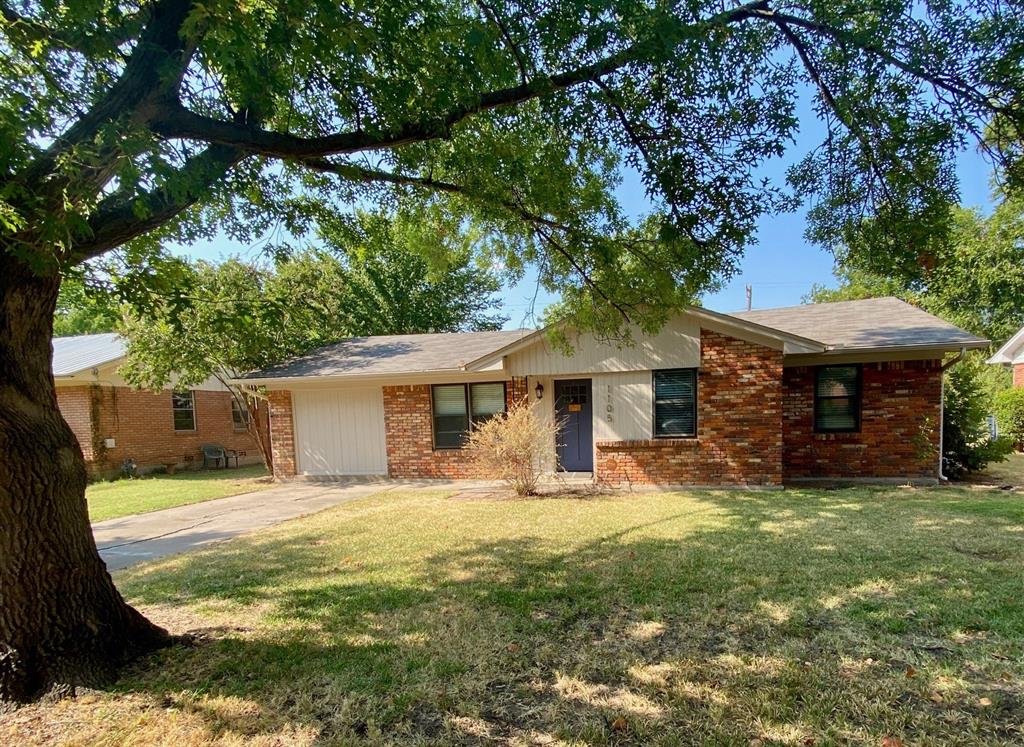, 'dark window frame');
814,364,862,433
652,368,698,439
431,381,508,450
172,390,196,432
231,397,250,431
